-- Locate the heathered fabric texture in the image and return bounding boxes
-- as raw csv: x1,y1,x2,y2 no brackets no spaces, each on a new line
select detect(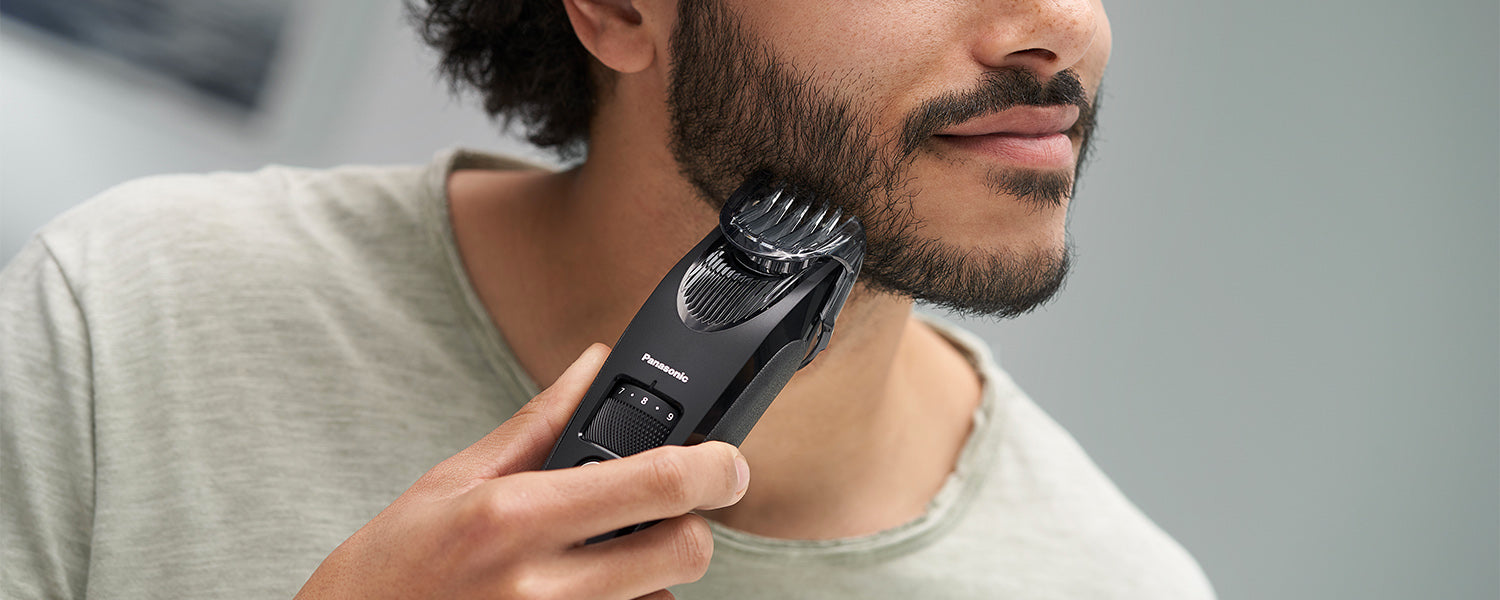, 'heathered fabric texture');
0,149,1214,599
